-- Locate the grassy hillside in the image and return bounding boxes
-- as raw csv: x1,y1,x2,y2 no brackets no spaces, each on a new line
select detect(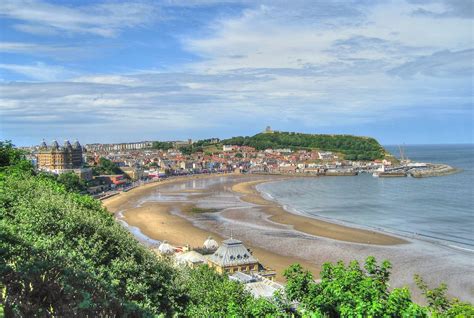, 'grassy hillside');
221,131,388,160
